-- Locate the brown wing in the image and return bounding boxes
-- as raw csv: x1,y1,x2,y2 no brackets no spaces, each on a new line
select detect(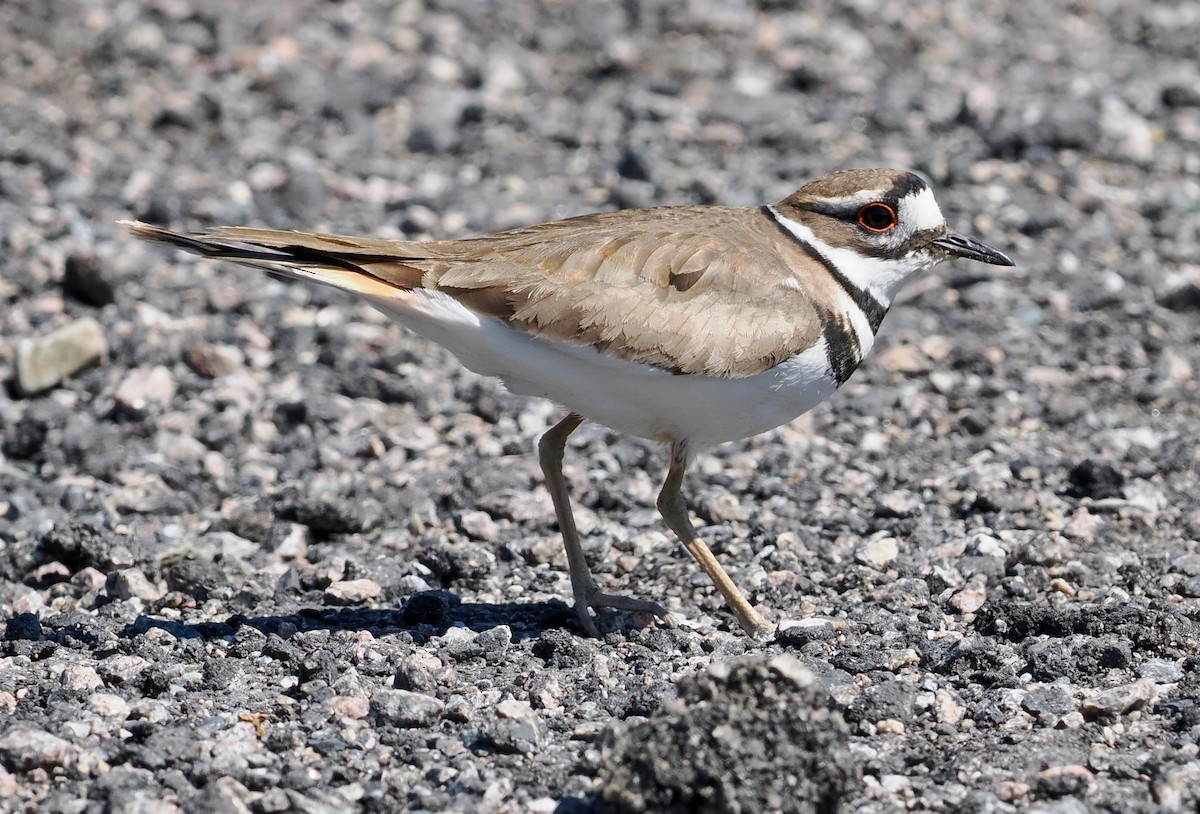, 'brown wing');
125,207,824,378
403,207,826,377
